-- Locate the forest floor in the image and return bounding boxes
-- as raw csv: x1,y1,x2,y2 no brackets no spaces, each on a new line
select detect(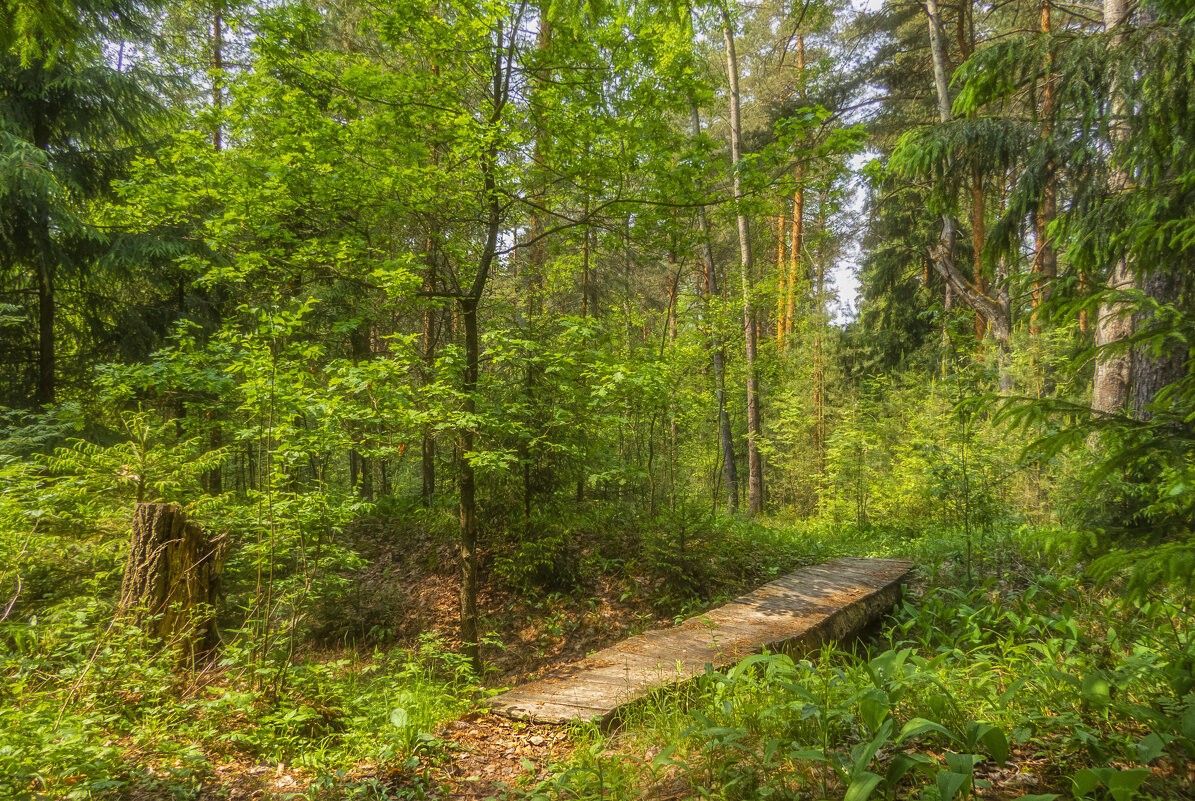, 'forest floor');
24,516,1189,801
196,515,801,800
